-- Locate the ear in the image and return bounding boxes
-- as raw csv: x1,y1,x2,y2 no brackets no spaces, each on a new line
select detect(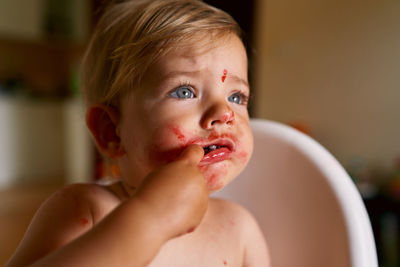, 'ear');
85,104,126,159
